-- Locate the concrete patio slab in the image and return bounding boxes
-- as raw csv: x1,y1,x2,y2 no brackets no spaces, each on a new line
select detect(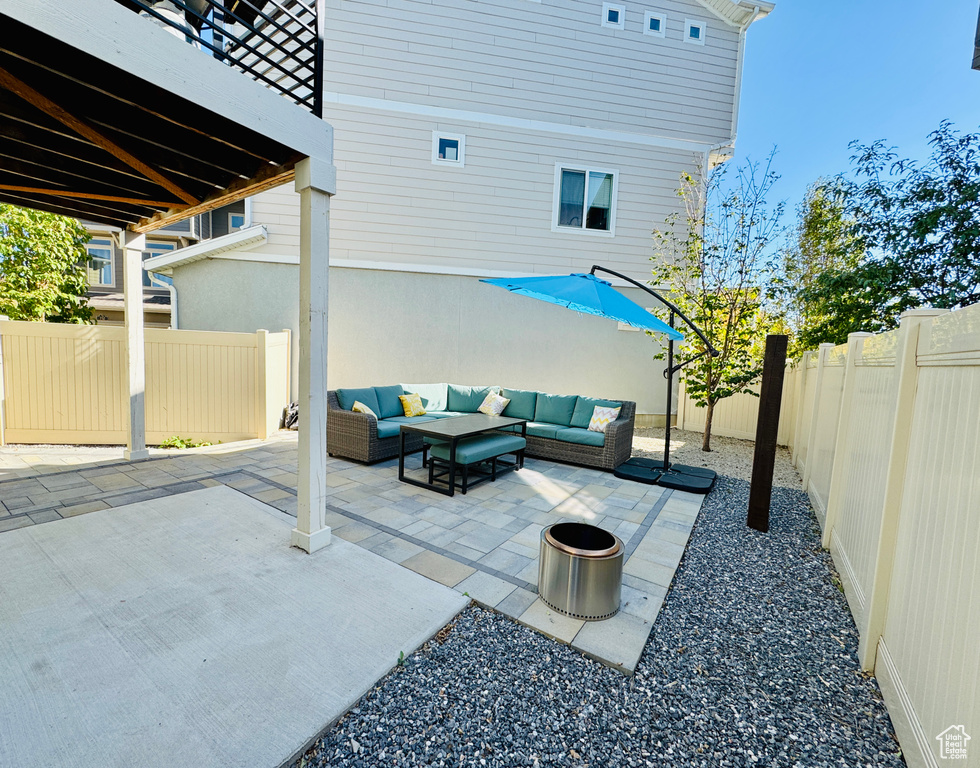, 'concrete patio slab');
0,485,467,768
